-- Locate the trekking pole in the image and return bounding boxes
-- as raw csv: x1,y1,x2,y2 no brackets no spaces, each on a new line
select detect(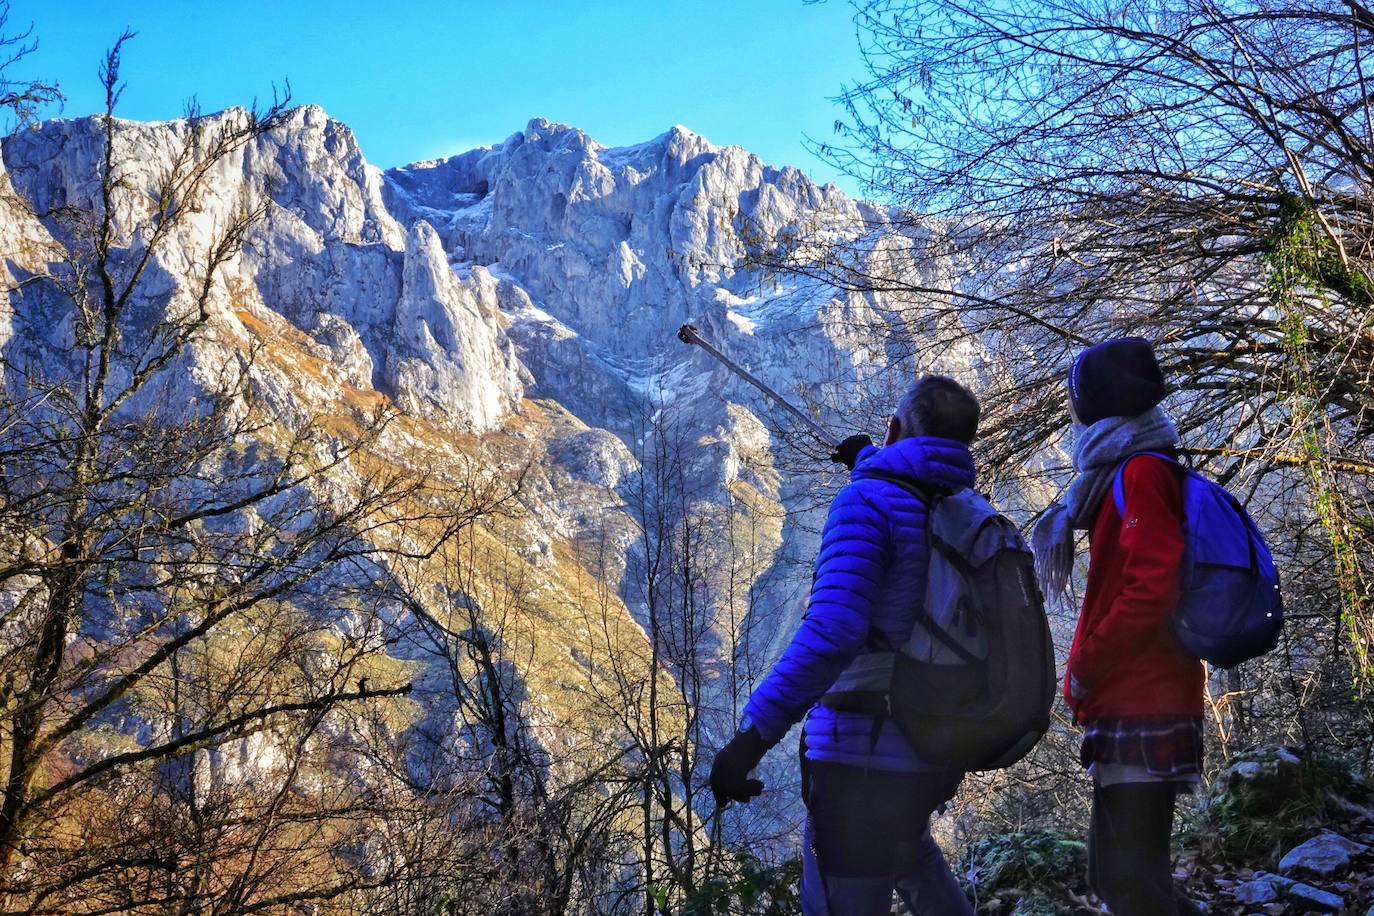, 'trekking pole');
677,324,838,448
